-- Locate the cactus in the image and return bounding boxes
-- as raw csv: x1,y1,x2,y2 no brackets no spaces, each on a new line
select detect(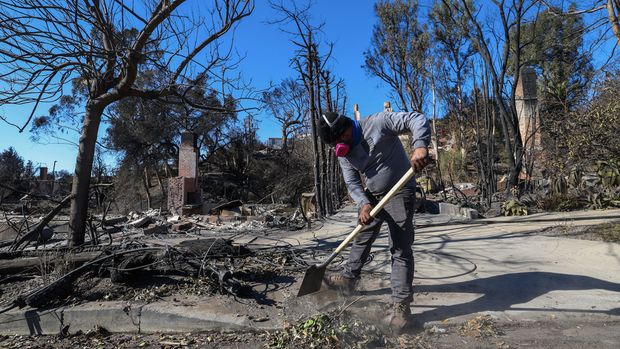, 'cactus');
596,160,620,188
585,187,620,209
417,176,435,193
568,166,582,188
552,176,568,195
501,199,528,216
